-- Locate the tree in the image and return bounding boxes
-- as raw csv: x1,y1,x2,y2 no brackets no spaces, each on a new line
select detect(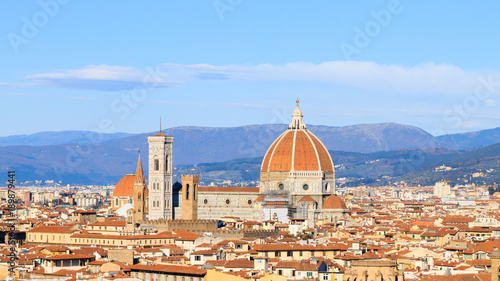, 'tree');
52,198,64,205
